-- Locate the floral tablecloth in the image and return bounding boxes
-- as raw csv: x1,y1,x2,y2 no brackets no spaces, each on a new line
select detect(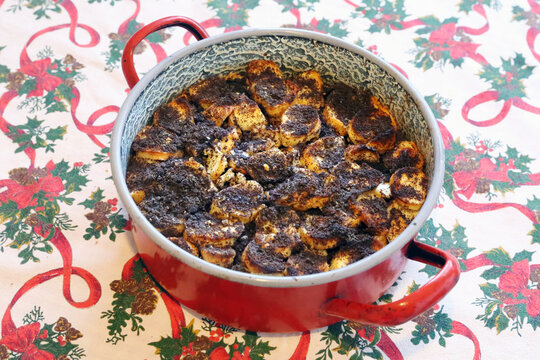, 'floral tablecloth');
1,0,540,359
